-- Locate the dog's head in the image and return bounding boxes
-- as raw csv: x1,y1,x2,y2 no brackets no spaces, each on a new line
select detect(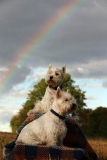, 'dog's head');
54,87,77,116
45,64,66,88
